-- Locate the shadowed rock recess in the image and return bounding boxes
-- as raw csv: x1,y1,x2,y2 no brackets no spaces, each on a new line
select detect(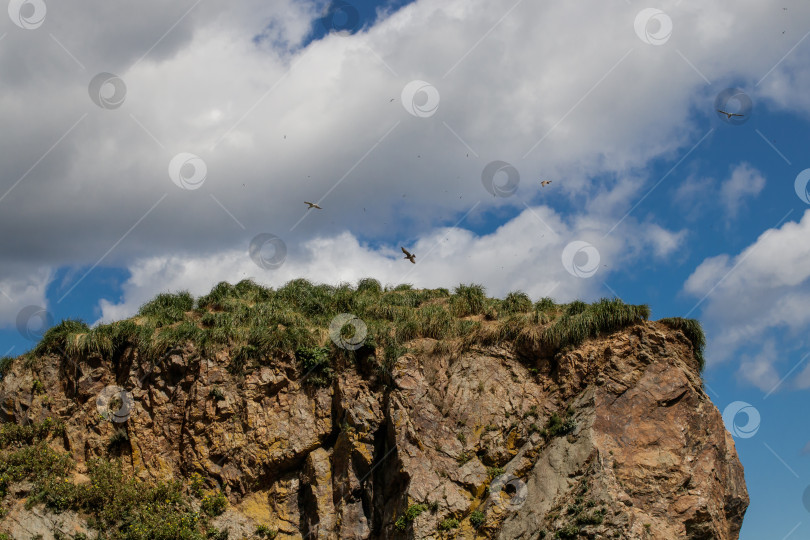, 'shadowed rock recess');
0,280,748,539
